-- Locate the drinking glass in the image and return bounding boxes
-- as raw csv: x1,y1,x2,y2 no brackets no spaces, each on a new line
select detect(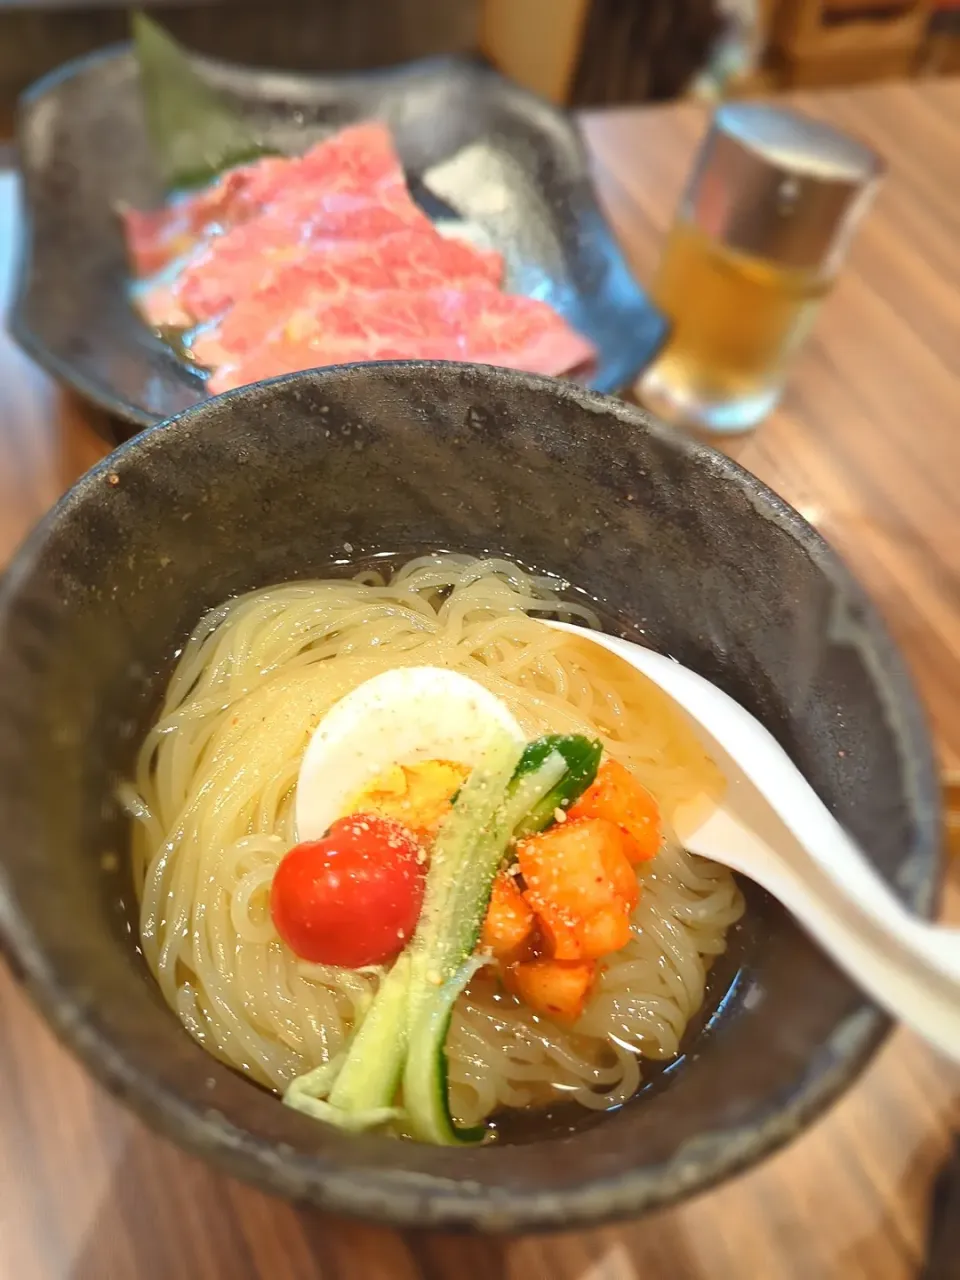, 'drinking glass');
637,104,883,435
